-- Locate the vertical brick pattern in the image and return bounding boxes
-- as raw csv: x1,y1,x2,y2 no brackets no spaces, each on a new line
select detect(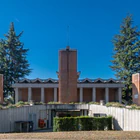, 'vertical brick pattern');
59,49,77,103
132,73,140,105
96,88,105,102
77,88,80,102
0,74,3,103
83,88,92,102
19,88,28,102
44,88,54,103
109,88,118,102
32,88,41,102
